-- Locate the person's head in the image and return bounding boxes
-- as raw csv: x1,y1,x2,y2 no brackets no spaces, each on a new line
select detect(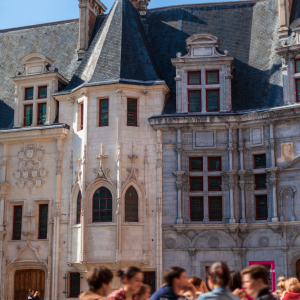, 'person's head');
34,290,40,297
163,267,188,291
285,278,300,293
276,276,286,296
207,262,230,290
228,271,242,292
139,284,151,300
188,277,204,292
86,266,114,296
241,264,269,298
28,289,34,296
117,266,143,294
